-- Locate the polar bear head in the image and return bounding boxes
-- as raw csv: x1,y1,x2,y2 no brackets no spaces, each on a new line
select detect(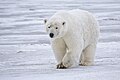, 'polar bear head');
44,16,67,39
